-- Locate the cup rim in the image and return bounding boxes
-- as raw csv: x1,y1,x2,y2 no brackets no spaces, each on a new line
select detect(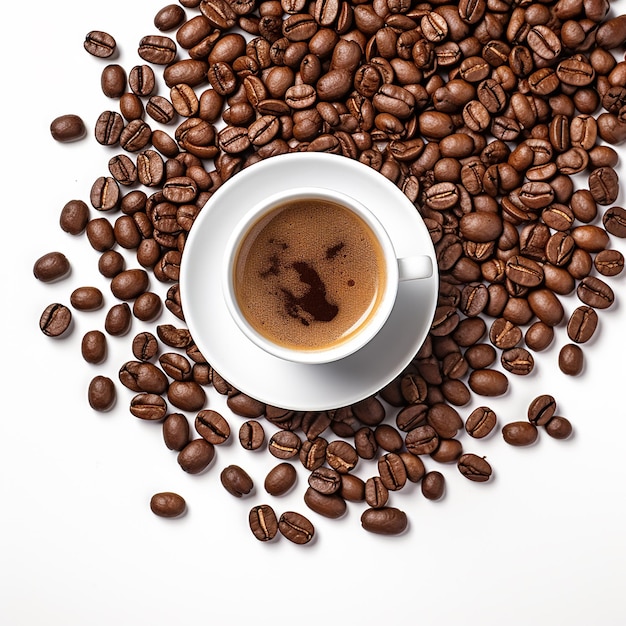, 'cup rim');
222,186,400,365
